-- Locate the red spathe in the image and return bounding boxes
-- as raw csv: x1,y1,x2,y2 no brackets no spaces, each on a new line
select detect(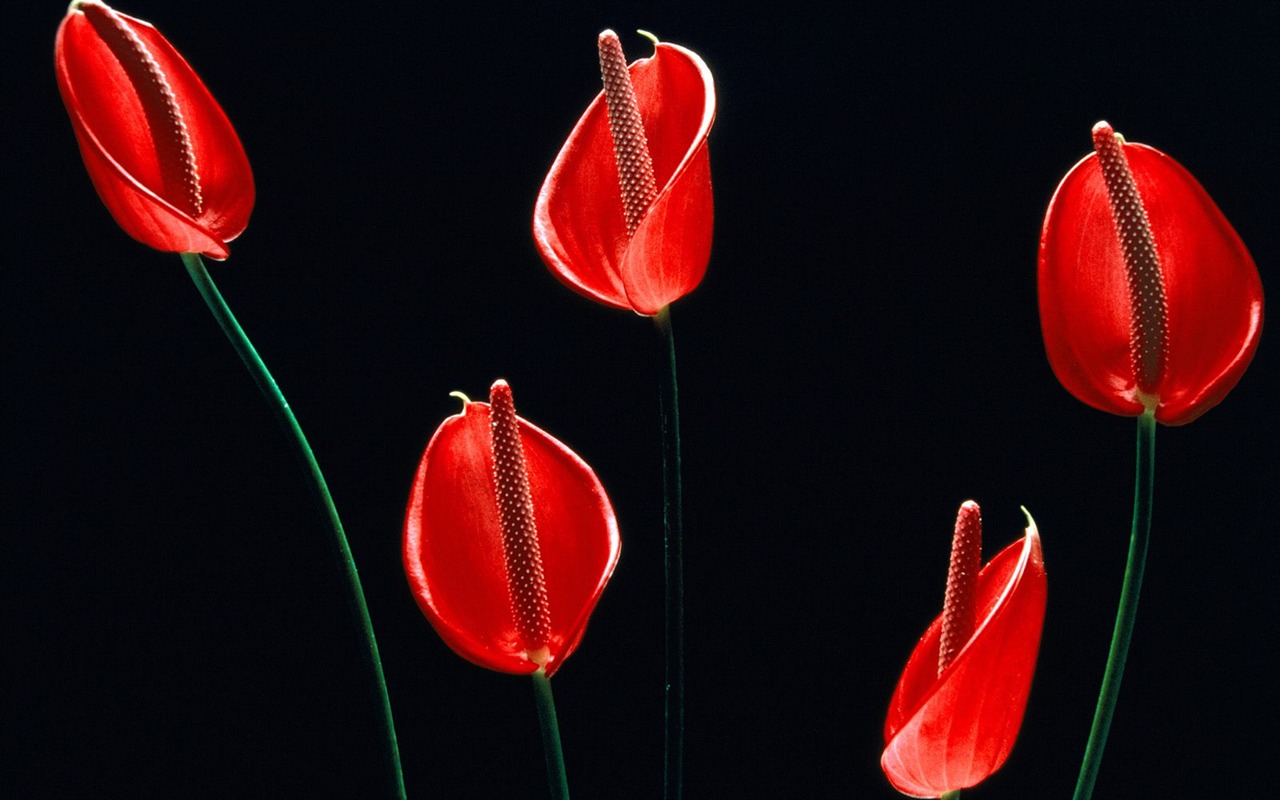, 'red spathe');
882,524,1046,798
1039,140,1262,425
534,39,715,315
55,2,254,259
403,398,620,678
